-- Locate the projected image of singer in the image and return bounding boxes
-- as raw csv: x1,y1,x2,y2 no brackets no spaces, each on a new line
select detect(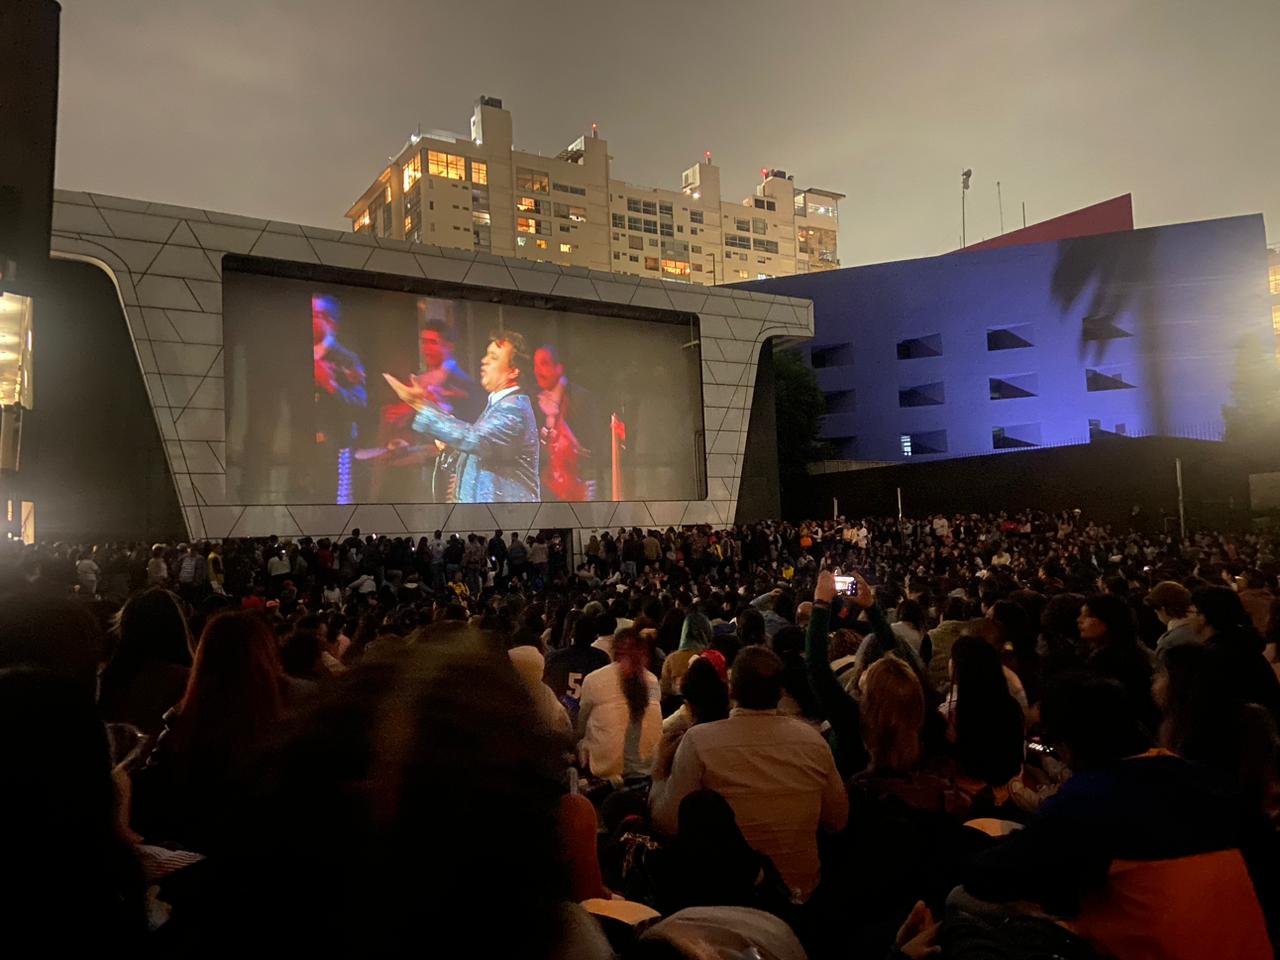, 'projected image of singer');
386,331,540,503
